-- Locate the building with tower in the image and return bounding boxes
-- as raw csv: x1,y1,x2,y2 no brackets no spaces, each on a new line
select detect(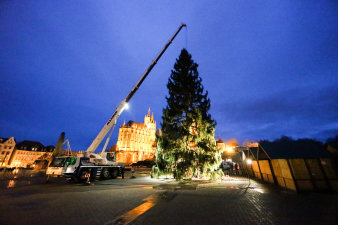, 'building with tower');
112,108,157,164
